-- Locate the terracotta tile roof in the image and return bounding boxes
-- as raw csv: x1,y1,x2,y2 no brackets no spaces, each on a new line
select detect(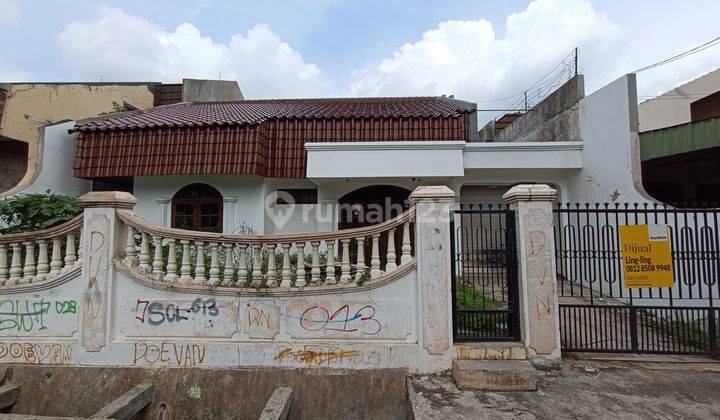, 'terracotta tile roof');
72,96,475,179
71,97,475,132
